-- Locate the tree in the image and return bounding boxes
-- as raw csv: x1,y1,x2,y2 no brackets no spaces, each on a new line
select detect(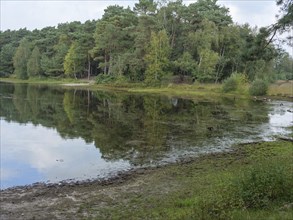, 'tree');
0,43,16,76
197,49,219,82
185,0,232,28
173,52,197,77
145,30,171,83
134,0,157,15
27,46,42,77
274,51,293,79
128,15,157,81
52,34,71,74
64,41,87,78
13,38,31,79
187,20,219,82
215,25,244,81
266,0,293,45
92,5,138,76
